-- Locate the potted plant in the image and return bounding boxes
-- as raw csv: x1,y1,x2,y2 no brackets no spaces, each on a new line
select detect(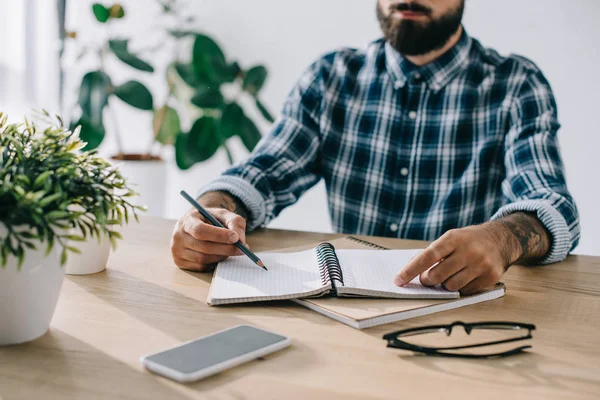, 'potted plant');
0,112,143,345
65,1,274,216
